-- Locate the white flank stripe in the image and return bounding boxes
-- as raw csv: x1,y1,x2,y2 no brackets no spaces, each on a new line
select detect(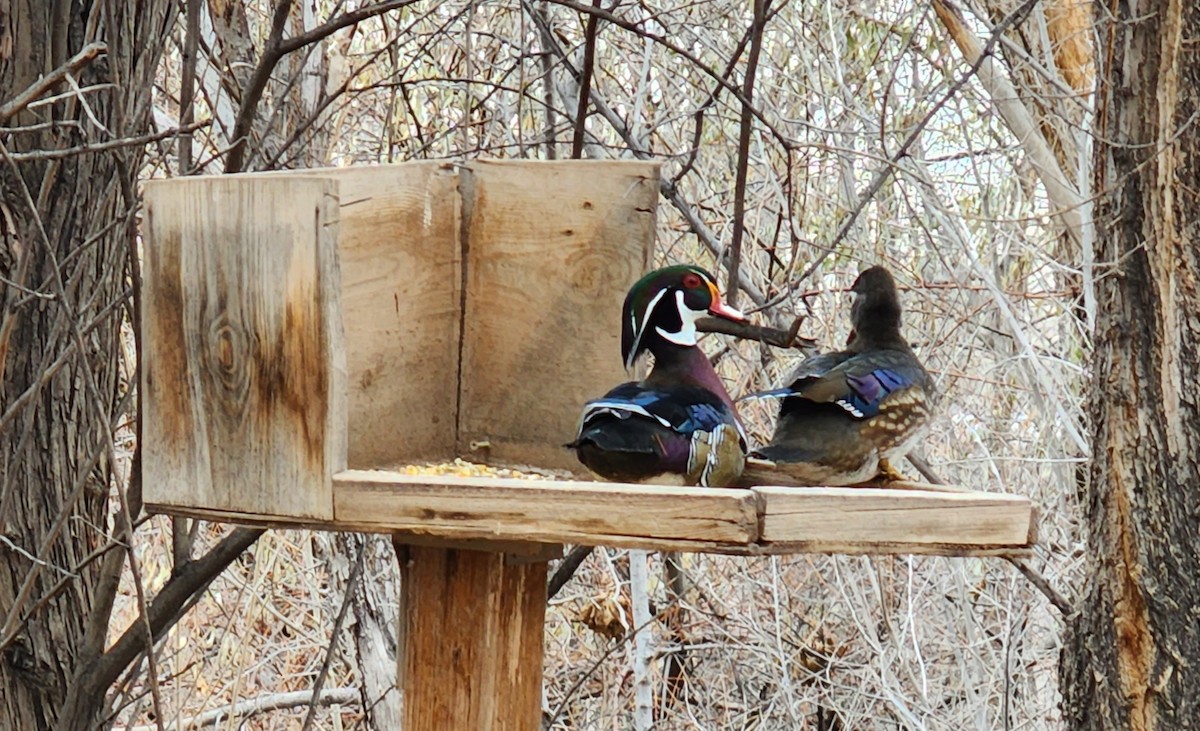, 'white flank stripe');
582,401,674,429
